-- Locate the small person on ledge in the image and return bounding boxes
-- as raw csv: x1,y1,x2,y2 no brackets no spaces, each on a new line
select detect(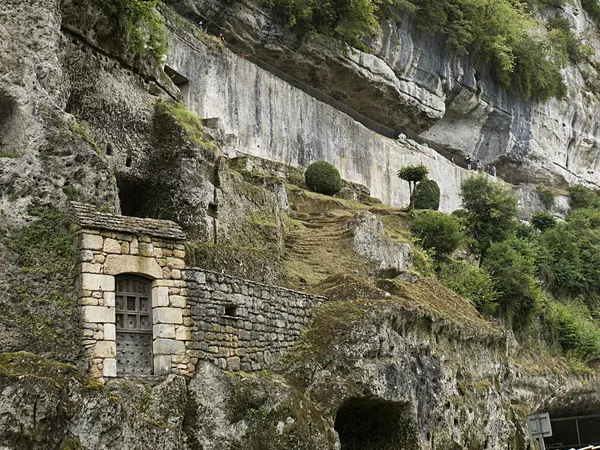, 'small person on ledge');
397,132,406,140
465,155,472,171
